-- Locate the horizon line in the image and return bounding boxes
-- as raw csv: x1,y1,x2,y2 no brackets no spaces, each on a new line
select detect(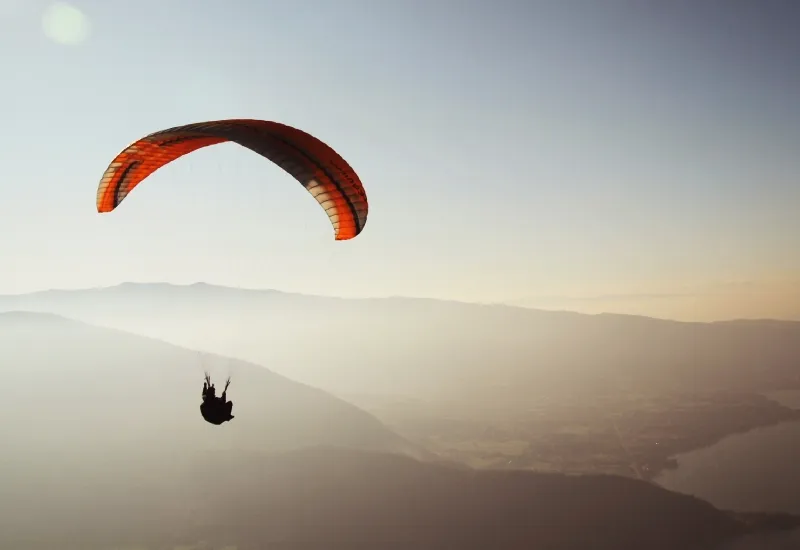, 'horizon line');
0,281,797,325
